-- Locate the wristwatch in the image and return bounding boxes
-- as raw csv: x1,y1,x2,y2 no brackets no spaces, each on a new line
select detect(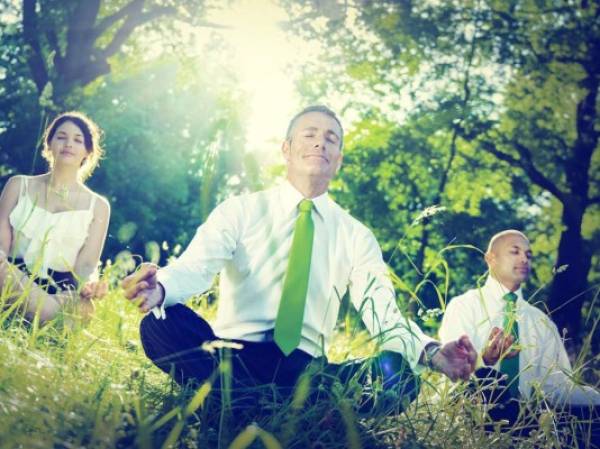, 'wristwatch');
422,342,442,369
